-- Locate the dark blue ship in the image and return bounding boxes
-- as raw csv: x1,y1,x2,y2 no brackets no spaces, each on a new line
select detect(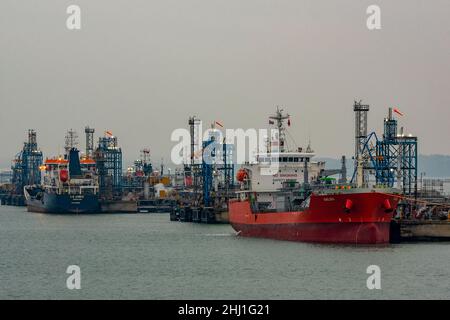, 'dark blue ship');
24,148,100,214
